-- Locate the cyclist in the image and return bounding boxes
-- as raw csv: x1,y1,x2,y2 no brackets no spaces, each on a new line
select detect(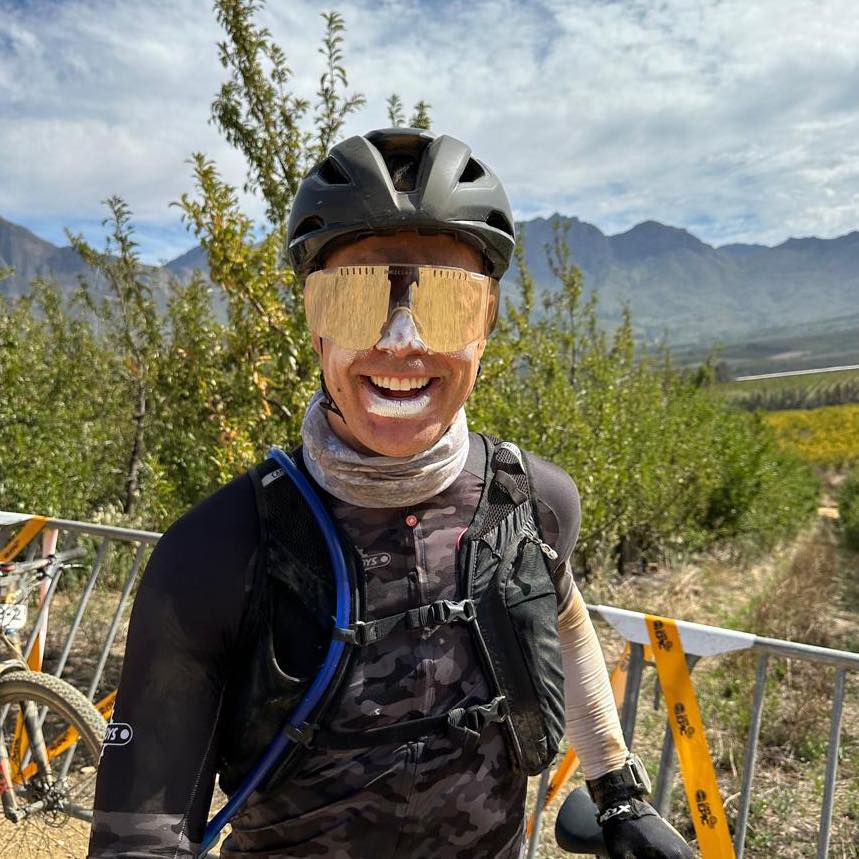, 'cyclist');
88,128,692,859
